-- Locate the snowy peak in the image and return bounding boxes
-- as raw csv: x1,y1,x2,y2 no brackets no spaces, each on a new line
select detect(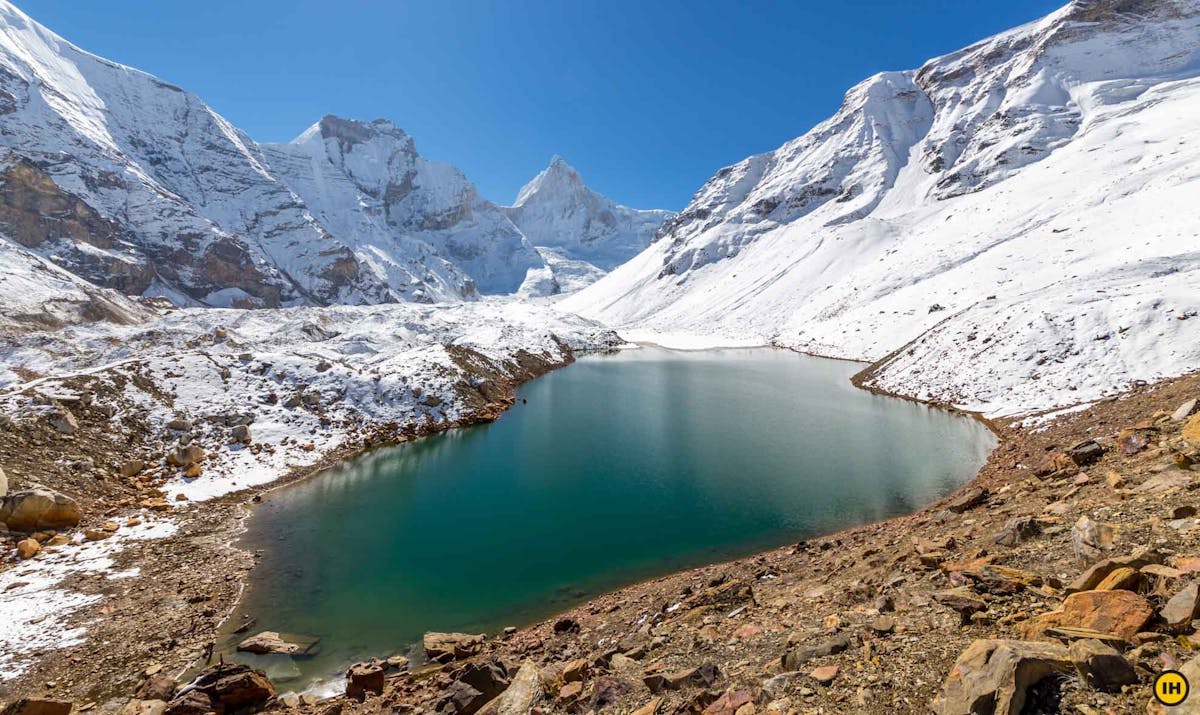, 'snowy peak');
514,155,587,207
504,157,674,278
566,0,1200,416
0,0,549,310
